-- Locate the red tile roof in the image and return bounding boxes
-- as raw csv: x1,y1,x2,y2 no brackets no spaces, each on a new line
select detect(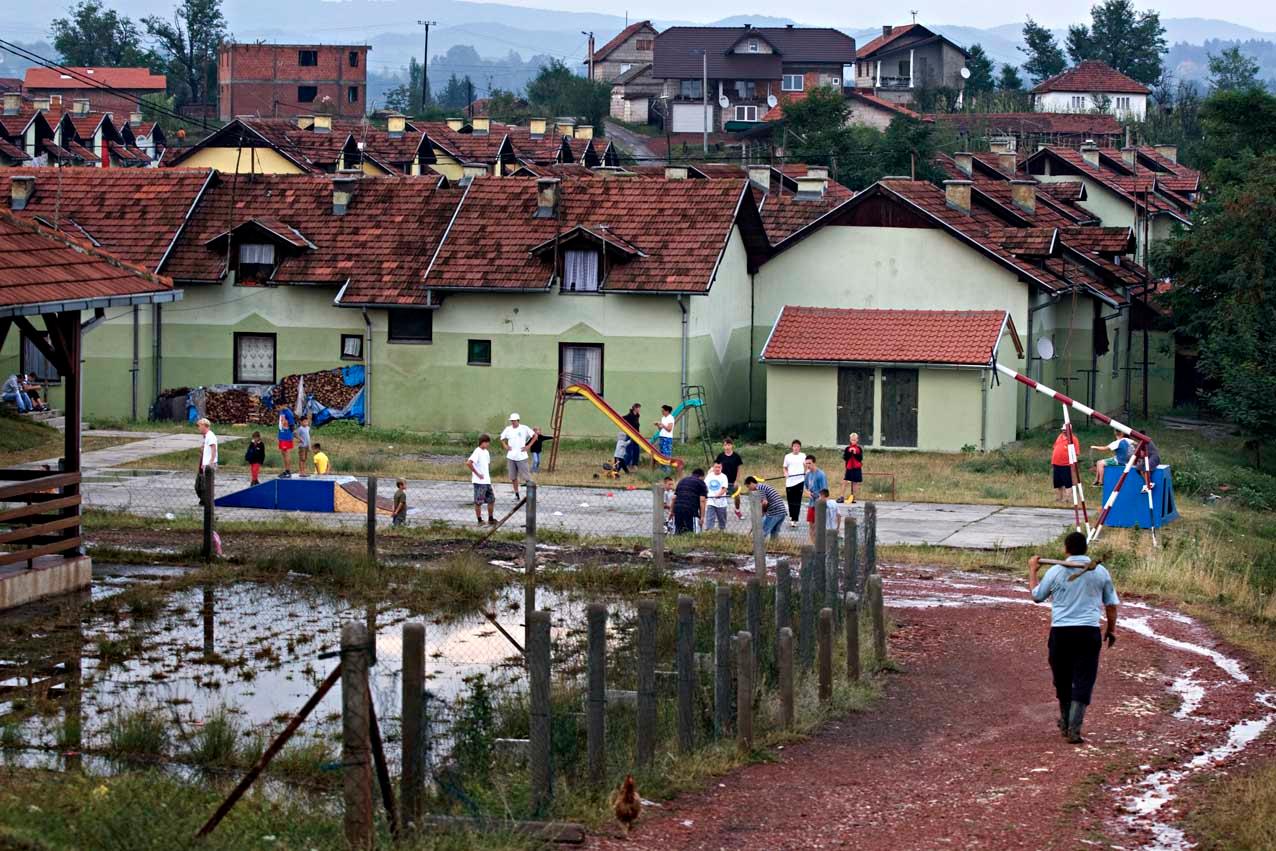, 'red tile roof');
763,306,1011,366
1061,226,1134,255
847,90,926,120
759,178,855,245
24,67,166,92
1030,61,1148,95
0,138,29,161
1,168,214,271
591,20,655,63
1025,147,1192,222
930,111,1124,138
855,24,921,58
0,208,172,310
425,177,761,293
